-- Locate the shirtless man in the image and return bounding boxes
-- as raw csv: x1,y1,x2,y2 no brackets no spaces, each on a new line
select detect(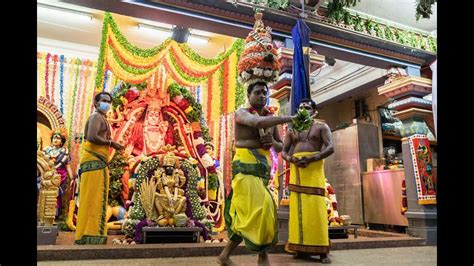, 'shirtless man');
218,81,295,265
282,98,334,263
75,92,124,245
